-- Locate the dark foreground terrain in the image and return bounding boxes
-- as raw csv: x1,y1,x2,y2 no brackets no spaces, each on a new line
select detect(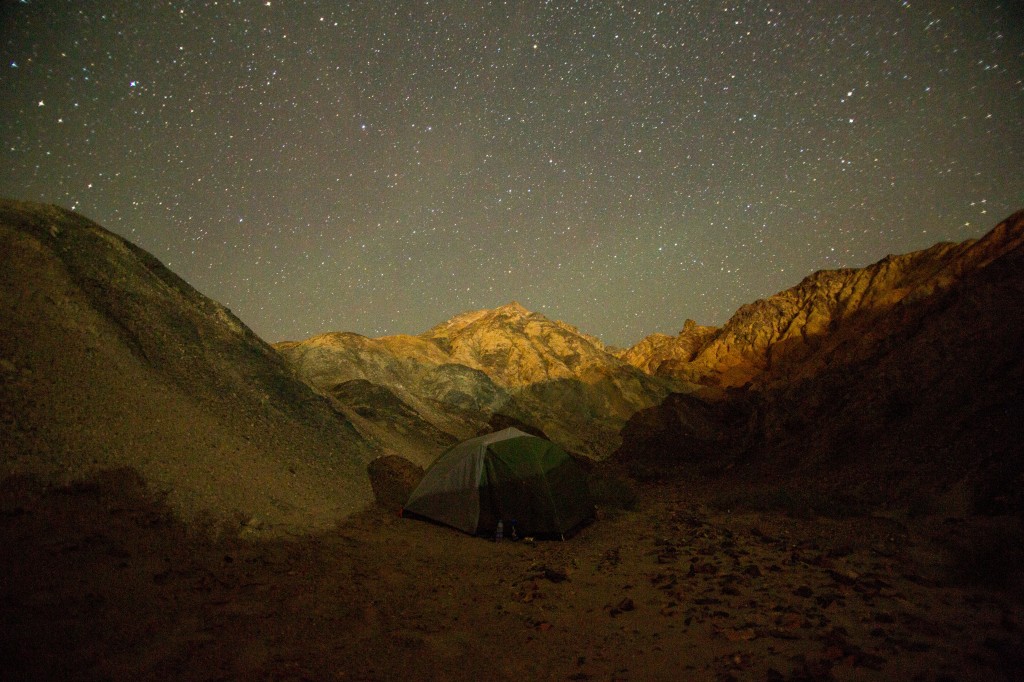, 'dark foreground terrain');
2,469,1021,681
